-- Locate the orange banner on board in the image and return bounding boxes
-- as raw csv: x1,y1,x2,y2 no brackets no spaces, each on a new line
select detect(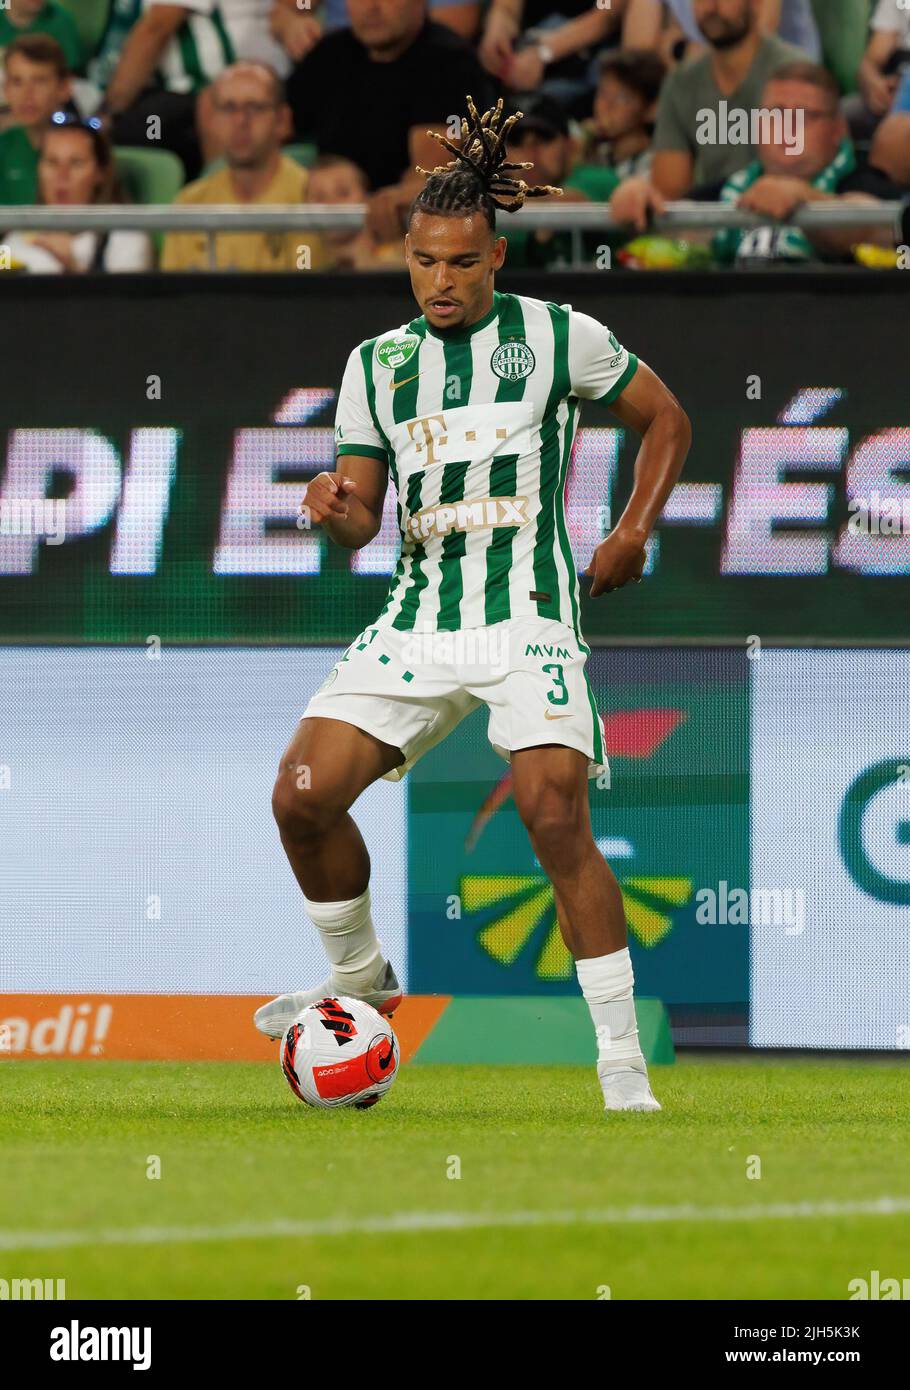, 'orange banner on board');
0,995,450,1064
